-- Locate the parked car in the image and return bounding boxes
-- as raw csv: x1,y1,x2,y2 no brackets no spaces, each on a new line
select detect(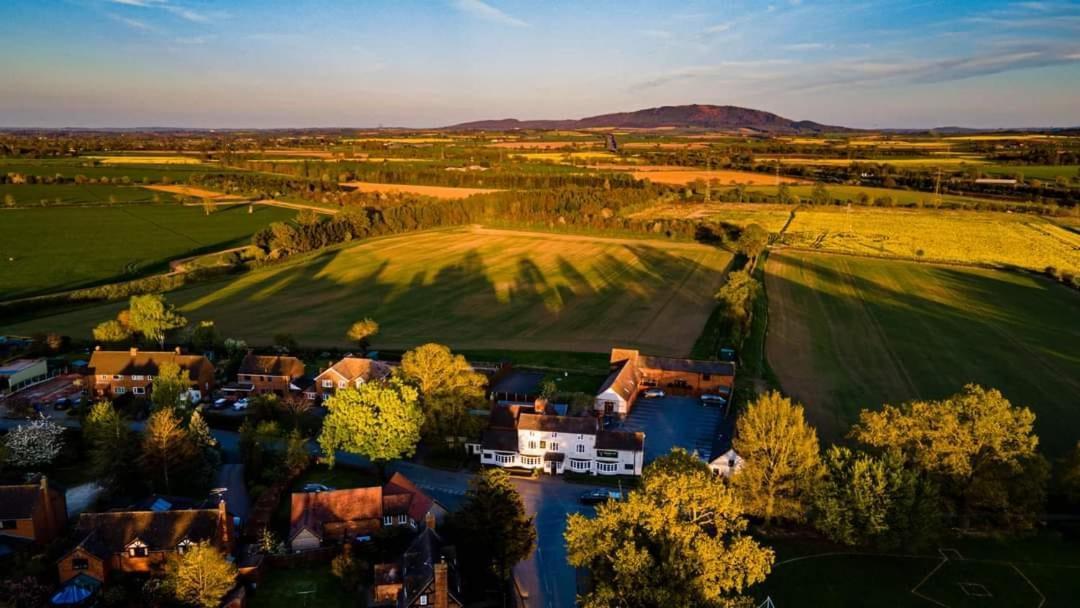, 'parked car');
642,388,665,399
700,394,728,406
232,398,250,411
53,397,71,411
212,398,231,410
579,489,623,505
302,483,334,493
